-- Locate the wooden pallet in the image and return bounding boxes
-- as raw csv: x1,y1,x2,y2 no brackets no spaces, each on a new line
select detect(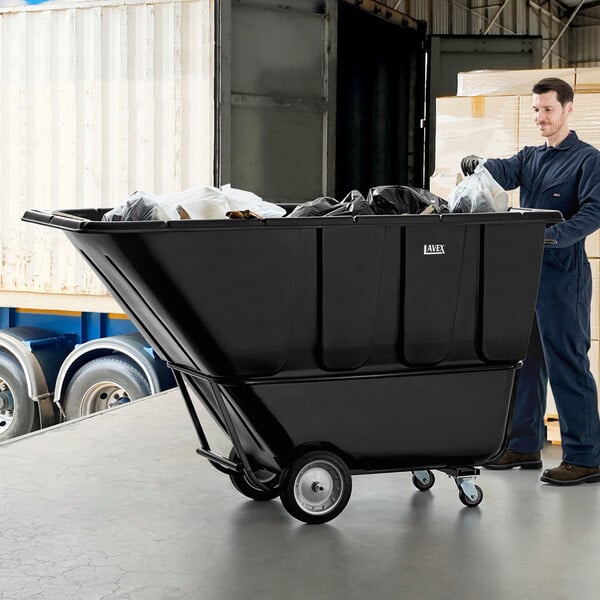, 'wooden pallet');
544,414,561,445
